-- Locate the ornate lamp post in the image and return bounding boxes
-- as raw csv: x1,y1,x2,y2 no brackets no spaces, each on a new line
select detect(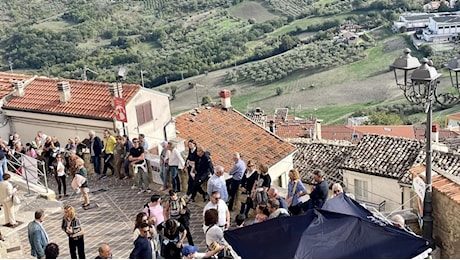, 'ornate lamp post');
390,49,441,248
